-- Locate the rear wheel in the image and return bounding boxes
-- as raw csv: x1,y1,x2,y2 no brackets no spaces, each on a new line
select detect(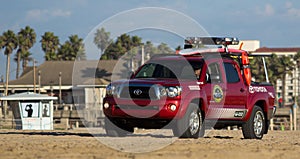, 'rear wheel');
242,106,265,139
173,103,204,138
104,118,134,137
